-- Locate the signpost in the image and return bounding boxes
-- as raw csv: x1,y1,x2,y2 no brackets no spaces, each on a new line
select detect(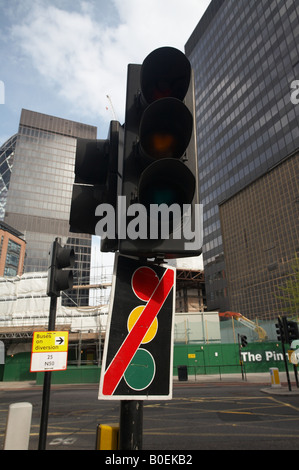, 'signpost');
30,331,69,372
